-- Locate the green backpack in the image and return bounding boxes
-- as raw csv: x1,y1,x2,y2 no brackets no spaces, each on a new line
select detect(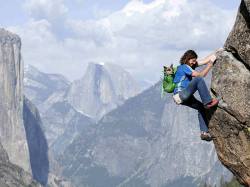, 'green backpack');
162,64,177,93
